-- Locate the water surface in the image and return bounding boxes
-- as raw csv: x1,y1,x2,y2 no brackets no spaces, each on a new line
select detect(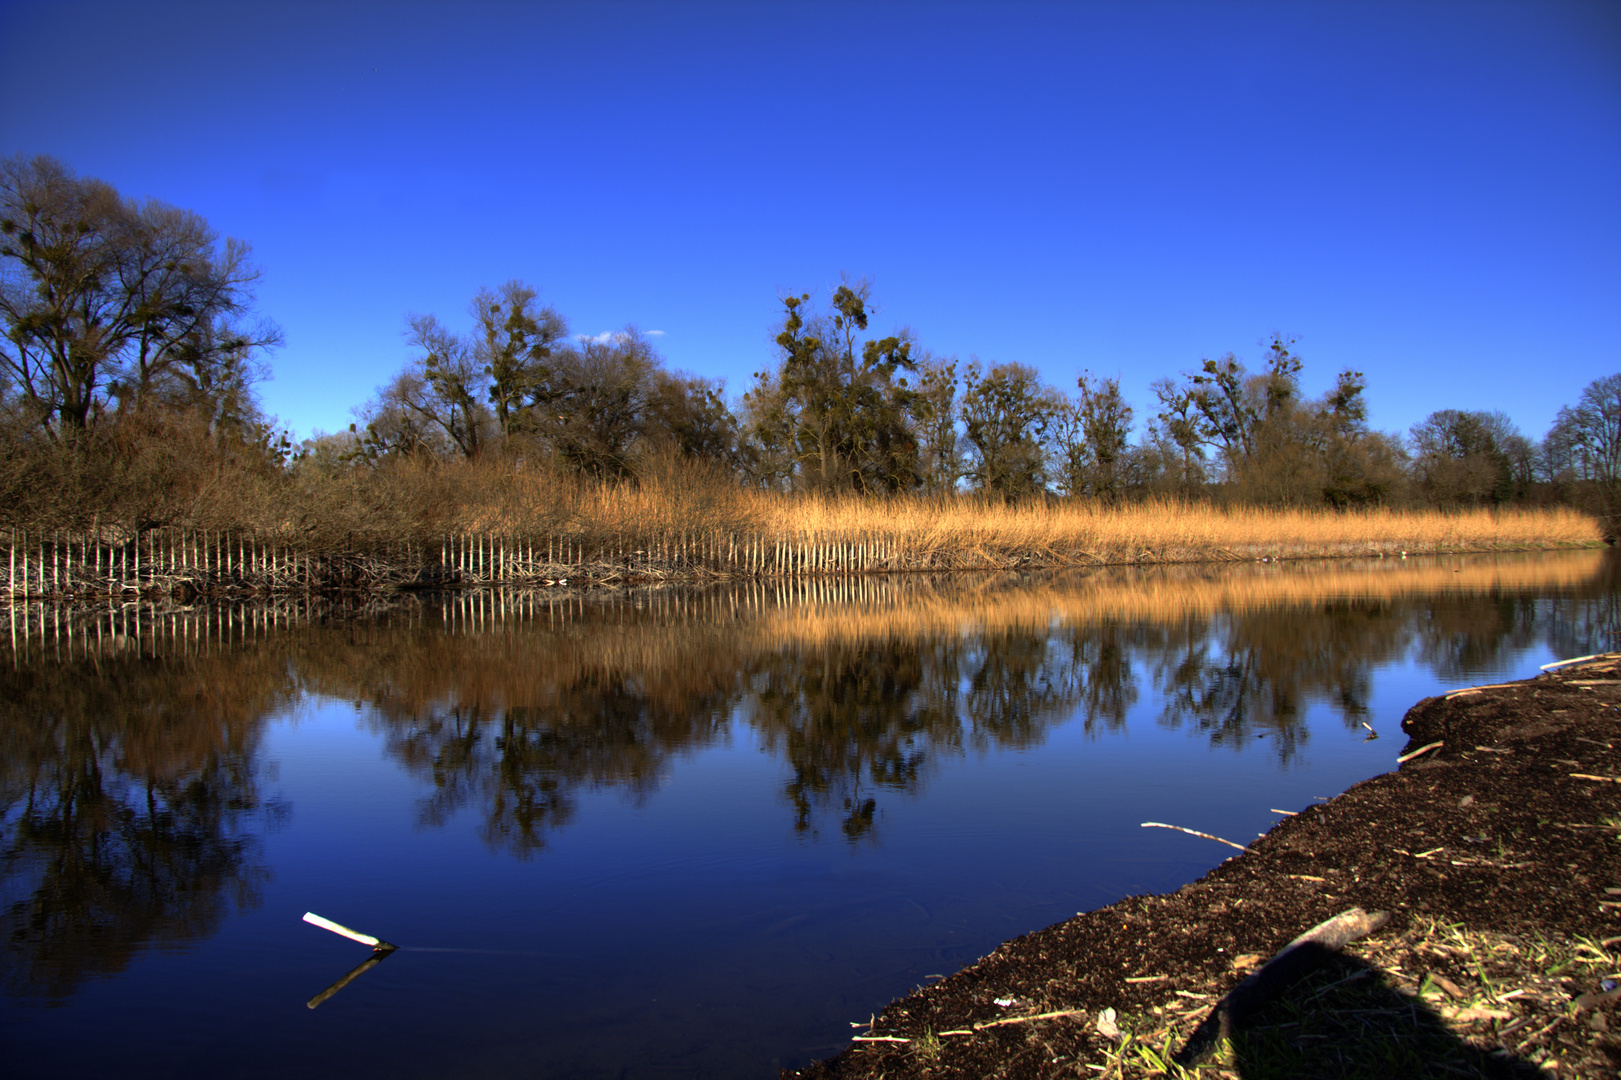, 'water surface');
2,551,1616,1078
